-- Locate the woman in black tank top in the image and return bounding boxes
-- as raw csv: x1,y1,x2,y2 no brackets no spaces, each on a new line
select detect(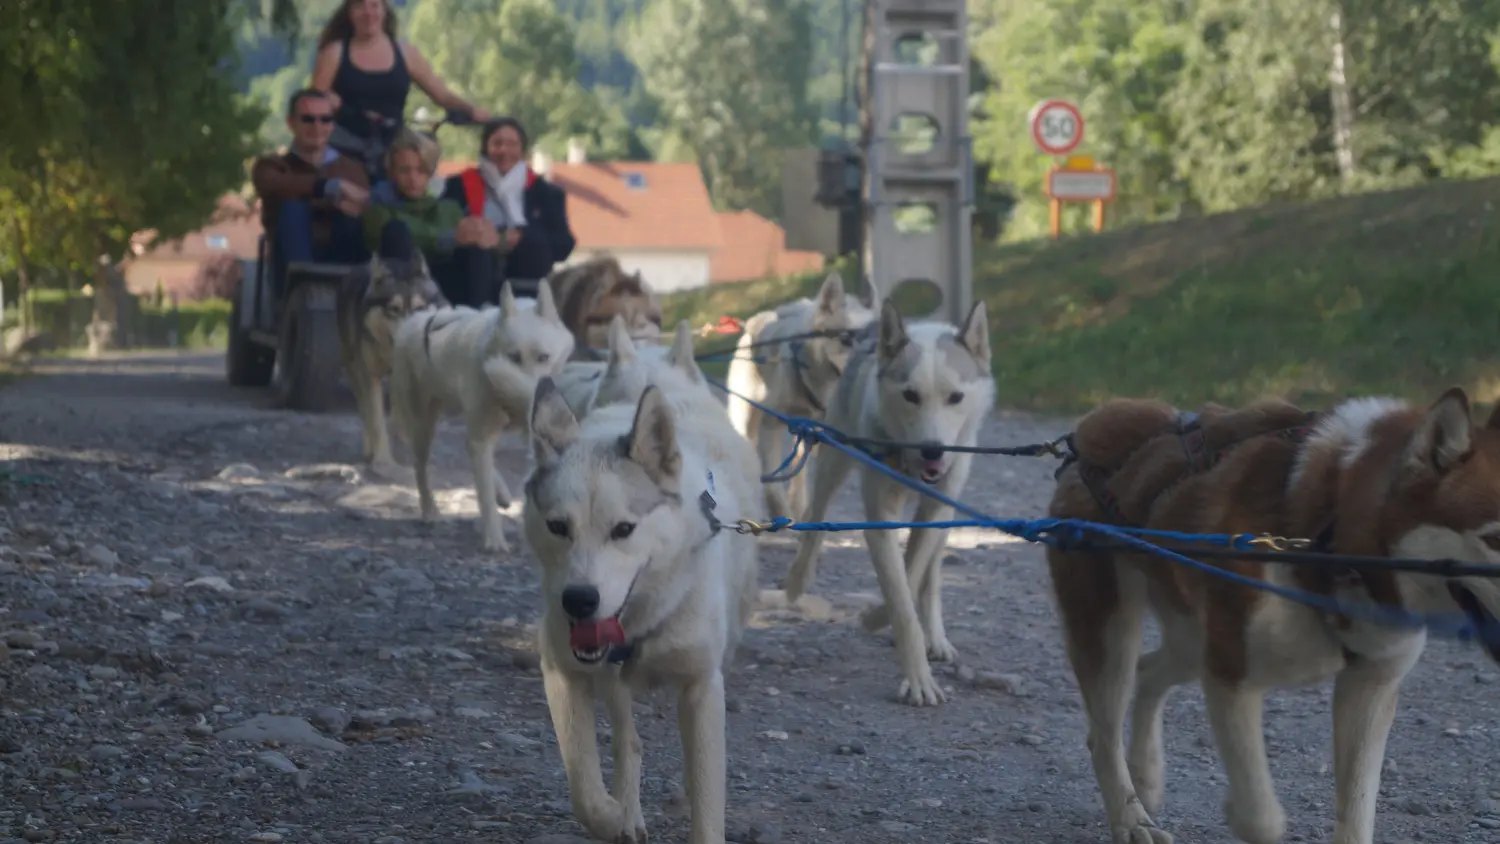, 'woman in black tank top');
312,0,489,146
